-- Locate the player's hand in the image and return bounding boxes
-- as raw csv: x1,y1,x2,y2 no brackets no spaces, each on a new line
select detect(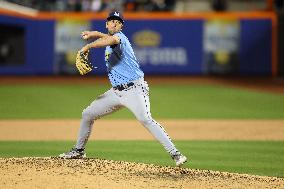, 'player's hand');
81,31,92,40
80,45,90,54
